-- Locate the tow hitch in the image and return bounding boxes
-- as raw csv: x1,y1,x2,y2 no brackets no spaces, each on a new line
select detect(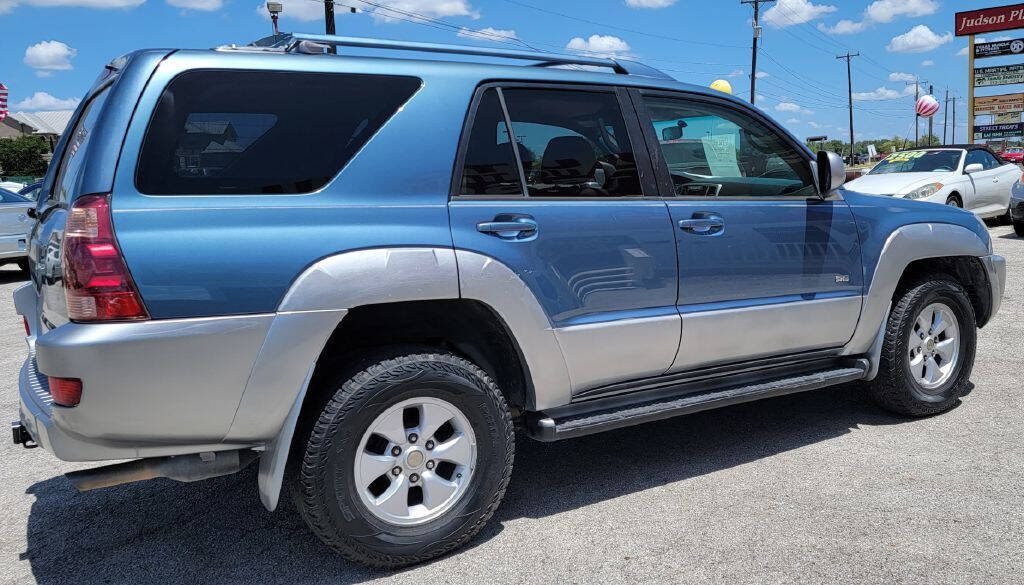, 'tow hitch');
11,422,37,448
